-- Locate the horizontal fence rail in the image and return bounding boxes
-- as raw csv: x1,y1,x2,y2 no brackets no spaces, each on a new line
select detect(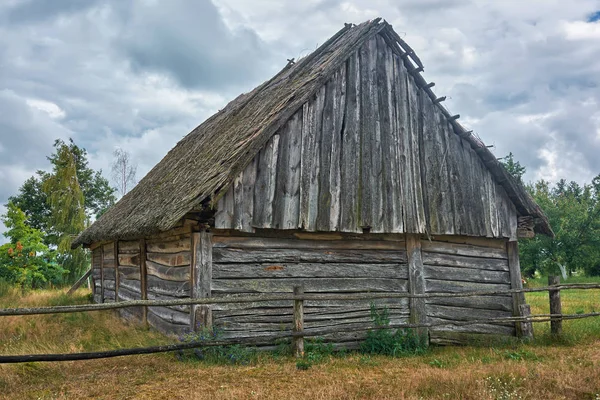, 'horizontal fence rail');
2,283,599,317
0,280,598,364
0,312,599,364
